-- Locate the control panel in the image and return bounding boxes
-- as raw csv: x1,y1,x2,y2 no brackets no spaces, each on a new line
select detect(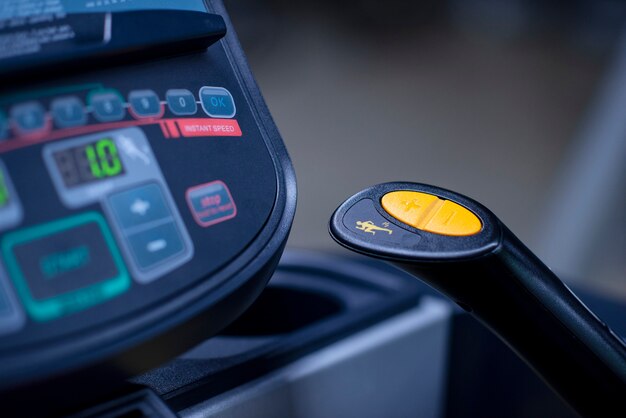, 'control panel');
0,0,295,403
0,74,273,342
